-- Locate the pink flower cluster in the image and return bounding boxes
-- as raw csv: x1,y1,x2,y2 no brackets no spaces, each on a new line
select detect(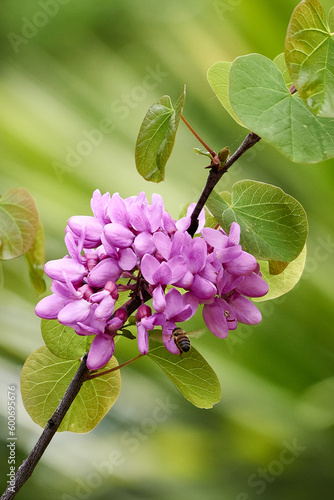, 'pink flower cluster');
35,190,268,369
